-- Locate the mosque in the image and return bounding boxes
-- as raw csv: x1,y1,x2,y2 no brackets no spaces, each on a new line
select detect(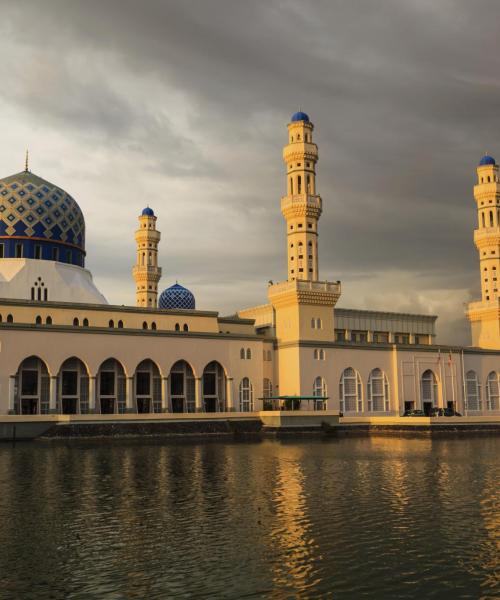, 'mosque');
0,112,499,419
